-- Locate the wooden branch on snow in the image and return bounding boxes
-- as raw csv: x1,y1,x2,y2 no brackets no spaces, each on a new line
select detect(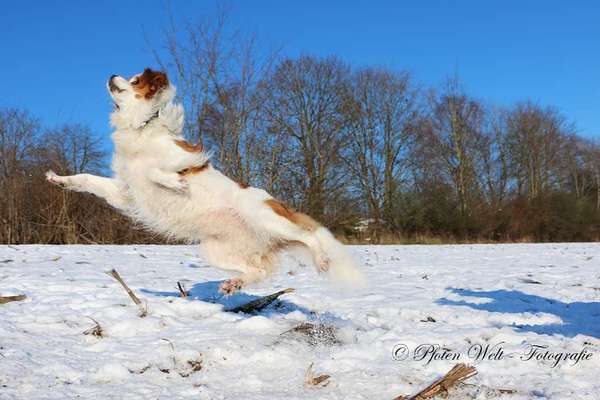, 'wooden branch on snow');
0,294,26,304
394,363,477,400
305,362,331,387
106,269,147,317
226,288,294,313
83,317,105,337
177,281,188,298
